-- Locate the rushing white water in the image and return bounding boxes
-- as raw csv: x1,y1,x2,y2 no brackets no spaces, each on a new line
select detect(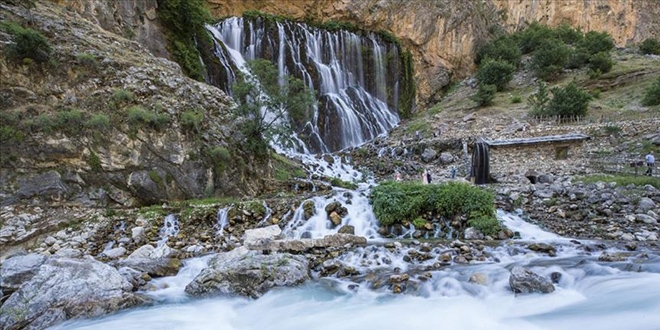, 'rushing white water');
497,210,565,241
208,17,401,153
157,214,180,247
216,207,230,235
